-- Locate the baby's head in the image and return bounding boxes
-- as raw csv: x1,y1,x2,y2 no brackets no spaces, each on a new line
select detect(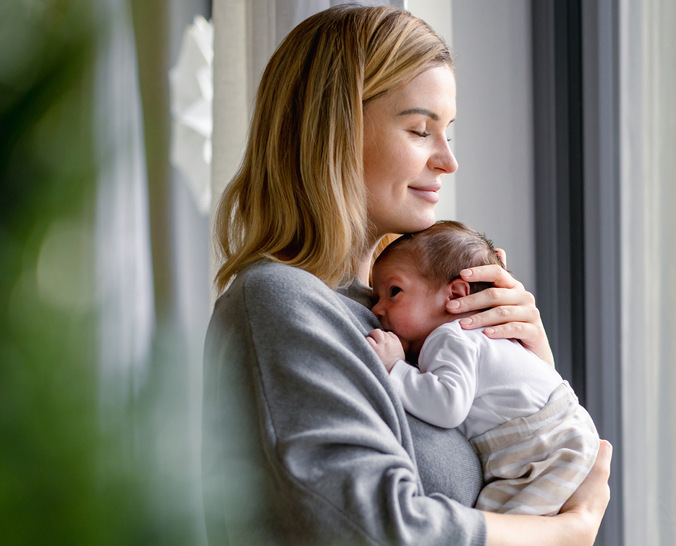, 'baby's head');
375,220,504,292
371,221,505,356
